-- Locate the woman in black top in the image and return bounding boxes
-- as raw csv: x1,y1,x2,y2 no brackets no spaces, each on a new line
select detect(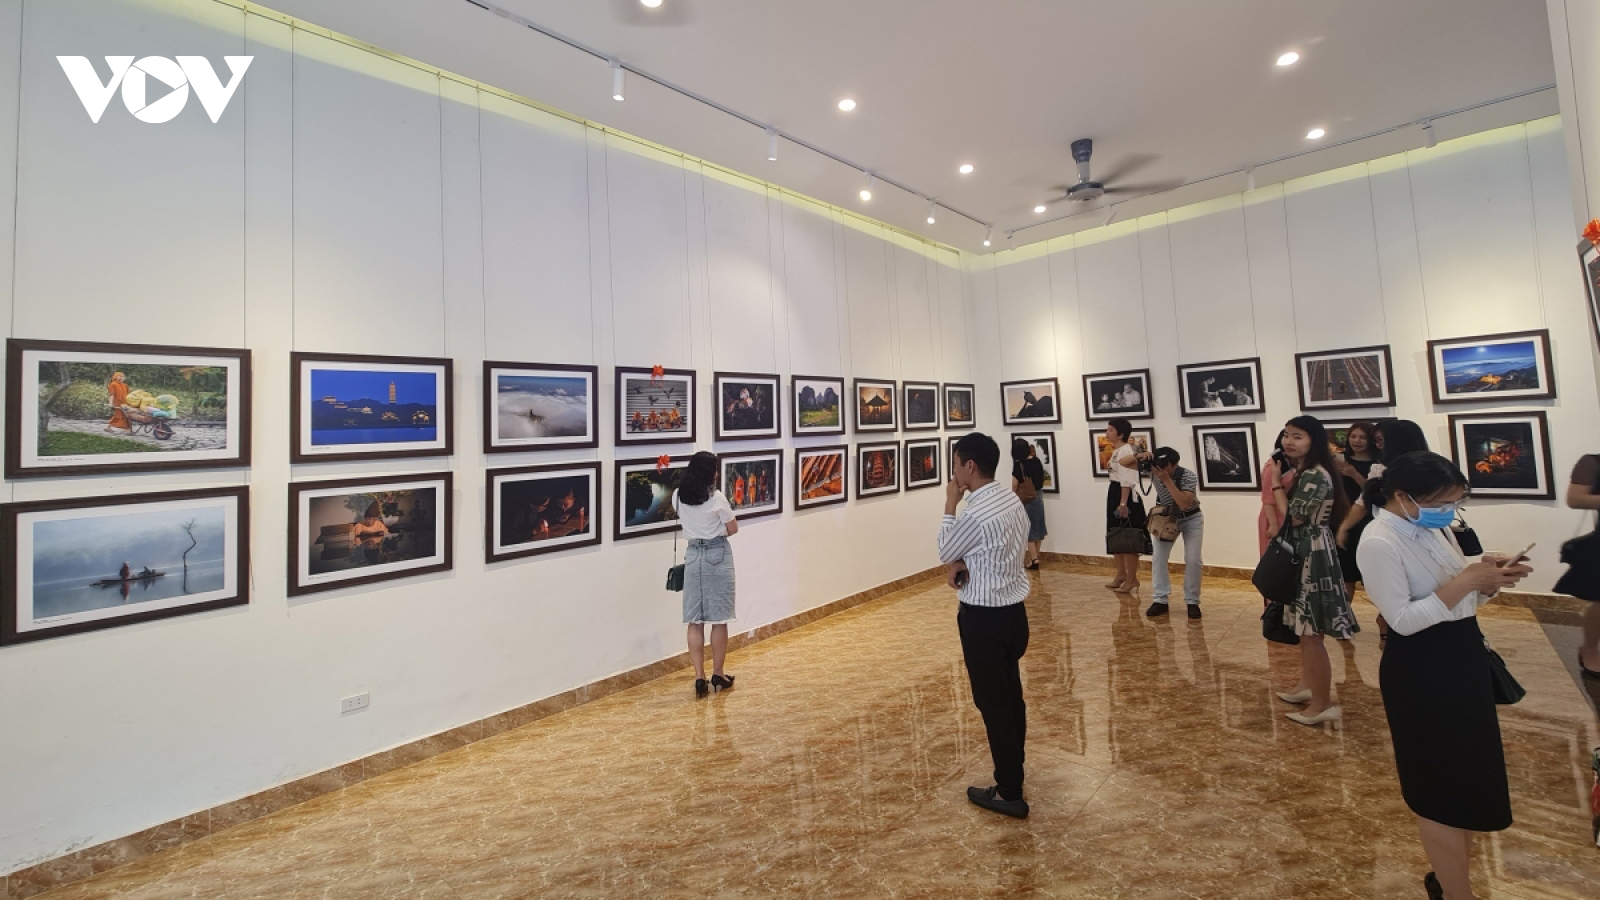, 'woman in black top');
1011,438,1047,570
1334,421,1378,606
1568,453,1600,678
1338,419,1430,645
